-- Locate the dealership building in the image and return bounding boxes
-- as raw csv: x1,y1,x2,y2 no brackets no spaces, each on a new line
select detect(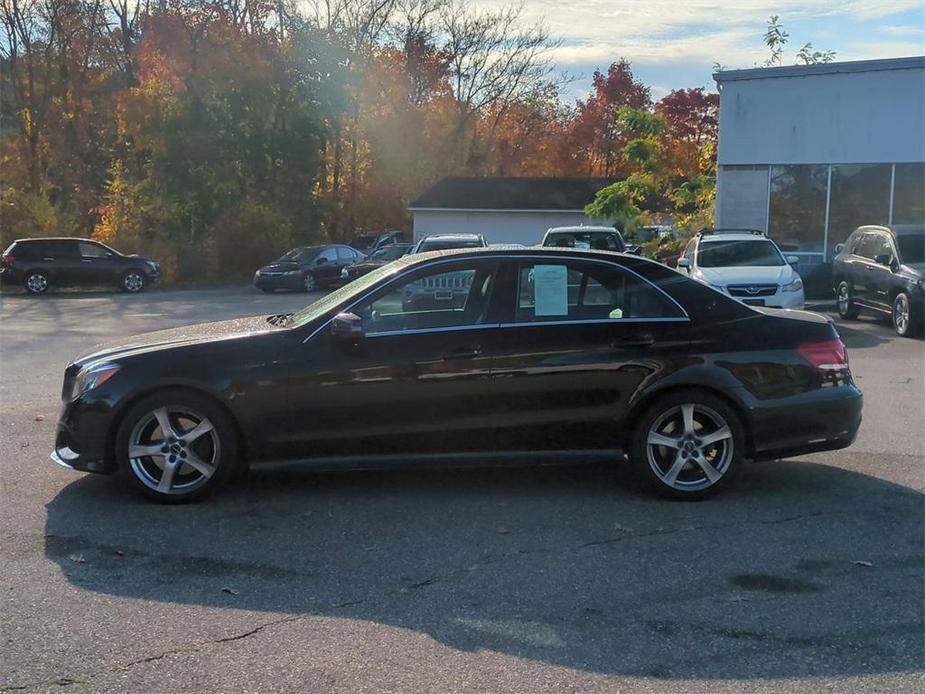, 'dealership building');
714,56,925,286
